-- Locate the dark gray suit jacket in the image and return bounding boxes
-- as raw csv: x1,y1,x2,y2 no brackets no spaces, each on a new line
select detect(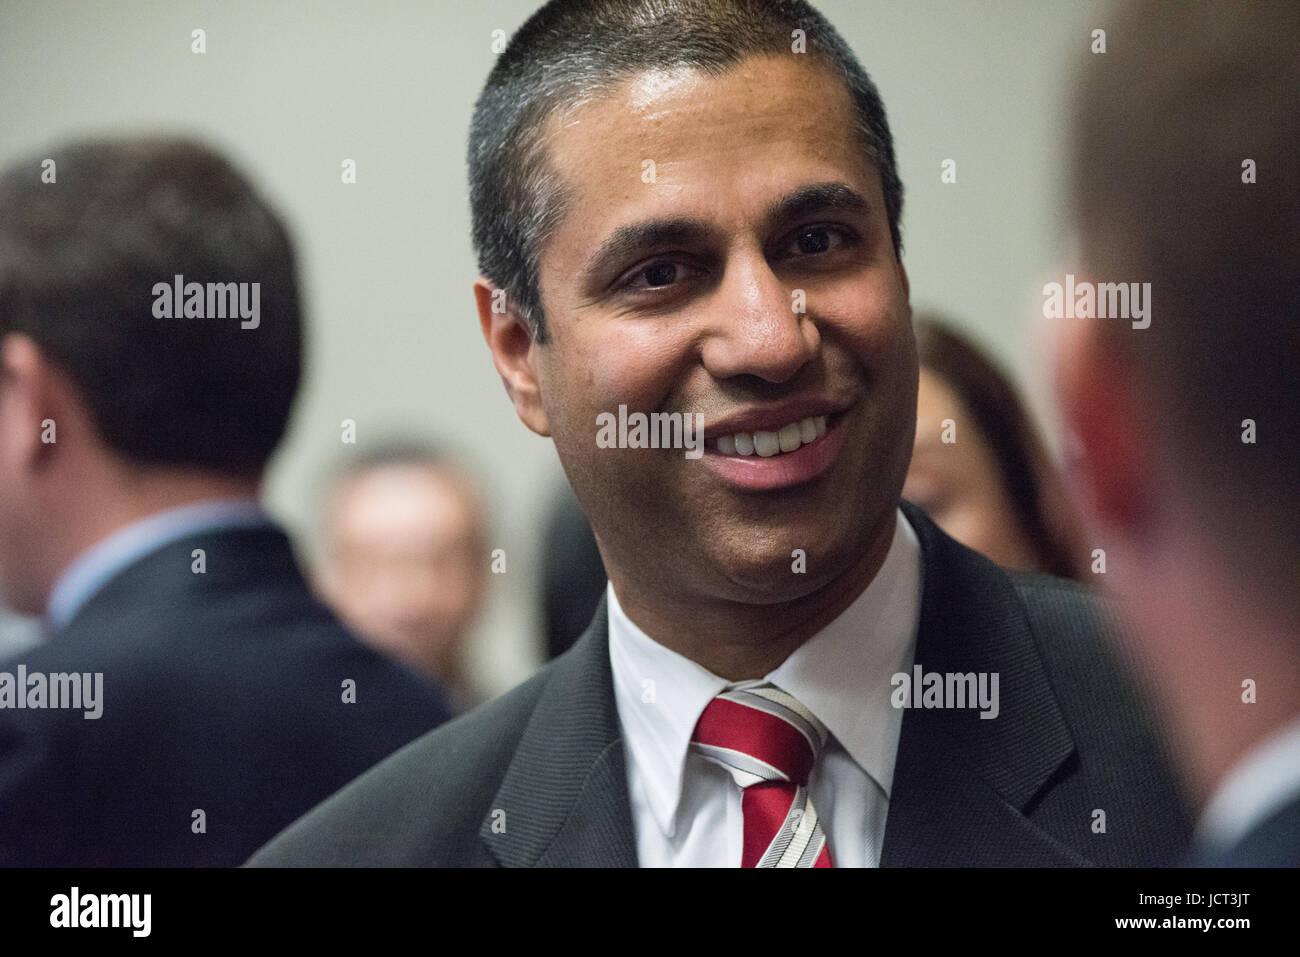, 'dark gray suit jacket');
0,525,452,866
249,503,1193,866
